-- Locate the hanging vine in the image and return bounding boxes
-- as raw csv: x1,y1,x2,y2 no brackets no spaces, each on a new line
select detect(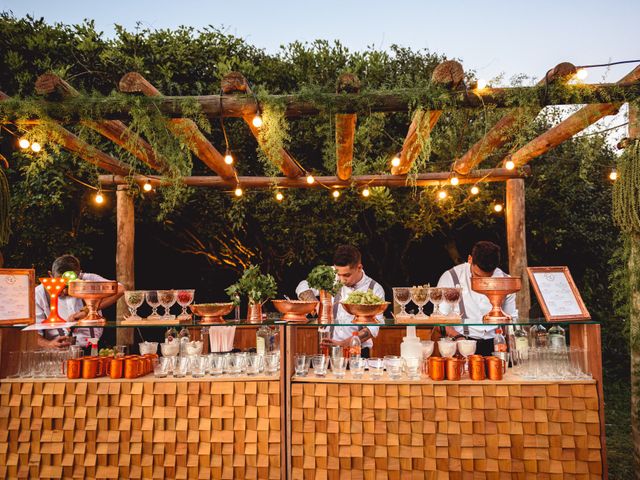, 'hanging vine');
0,167,10,246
